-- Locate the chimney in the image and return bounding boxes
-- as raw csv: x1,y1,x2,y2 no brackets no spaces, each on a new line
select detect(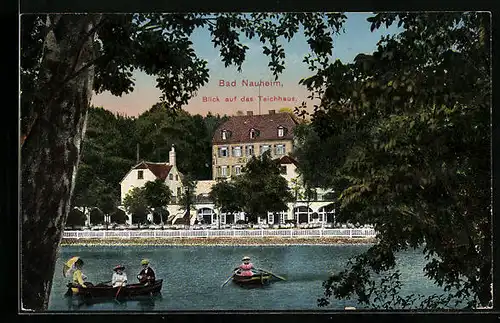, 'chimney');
268,110,275,115
136,143,140,163
246,111,253,116
169,144,176,166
